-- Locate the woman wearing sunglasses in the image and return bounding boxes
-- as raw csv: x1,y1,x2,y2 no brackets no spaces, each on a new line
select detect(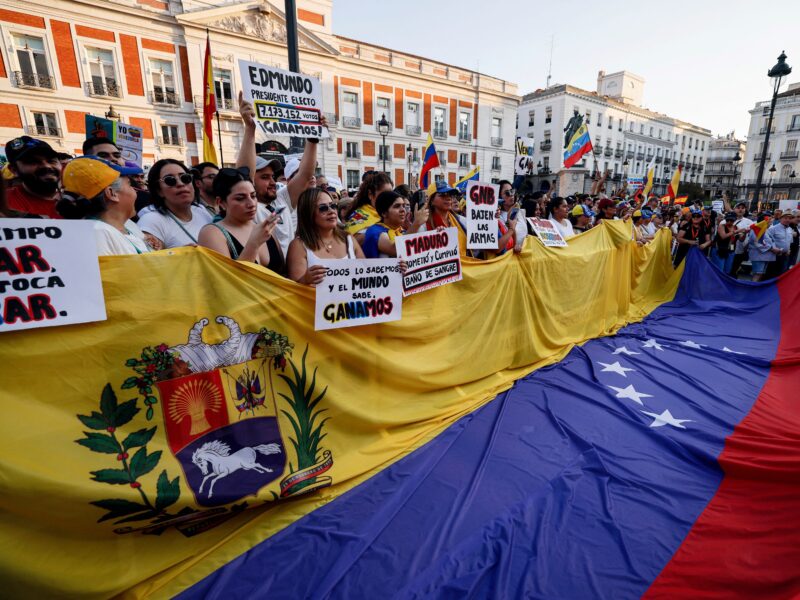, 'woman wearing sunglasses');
138,159,213,248
197,168,284,272
287,187,365,286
